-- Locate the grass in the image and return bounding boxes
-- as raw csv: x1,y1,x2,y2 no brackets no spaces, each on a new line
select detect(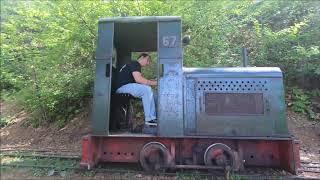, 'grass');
0,116,11,128
1,154,285,179
0,155,222,179
0,154,78,177
176,172,204,180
